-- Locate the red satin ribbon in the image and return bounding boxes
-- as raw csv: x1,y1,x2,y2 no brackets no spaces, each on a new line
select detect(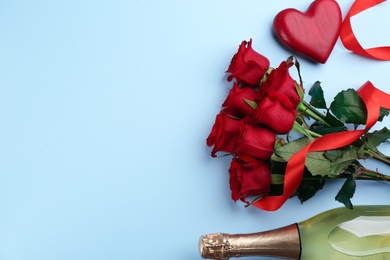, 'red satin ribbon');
254,81,390,211
340,0,390,60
